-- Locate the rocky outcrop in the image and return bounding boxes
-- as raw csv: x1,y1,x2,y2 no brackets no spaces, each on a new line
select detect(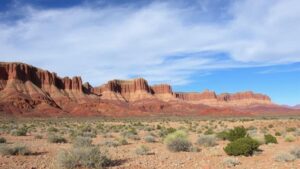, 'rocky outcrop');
1,61,290,117
93,78,154,101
